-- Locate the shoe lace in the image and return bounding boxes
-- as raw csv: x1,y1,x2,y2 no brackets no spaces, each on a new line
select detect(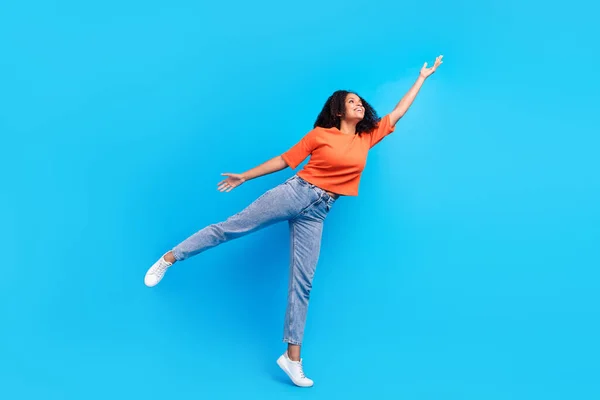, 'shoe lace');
297,361,306,378
153,261,169,276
